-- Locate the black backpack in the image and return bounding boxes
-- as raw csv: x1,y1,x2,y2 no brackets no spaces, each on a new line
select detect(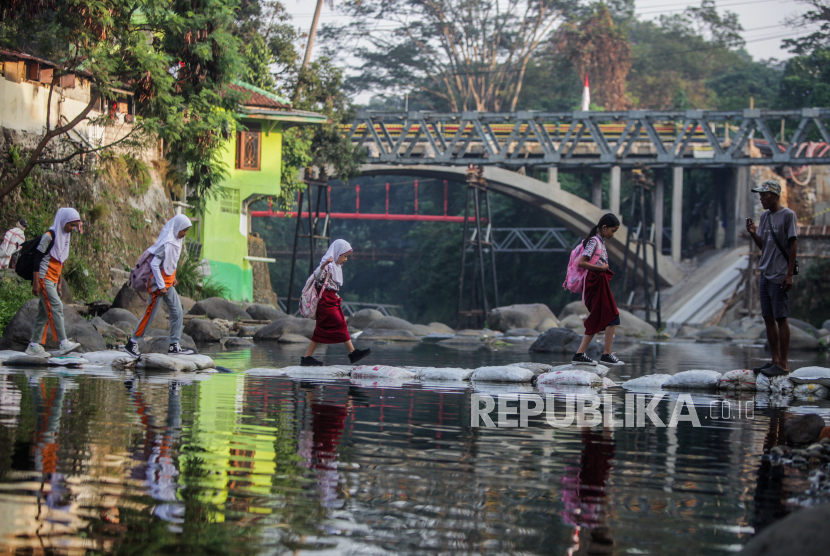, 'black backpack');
15,230,54,282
